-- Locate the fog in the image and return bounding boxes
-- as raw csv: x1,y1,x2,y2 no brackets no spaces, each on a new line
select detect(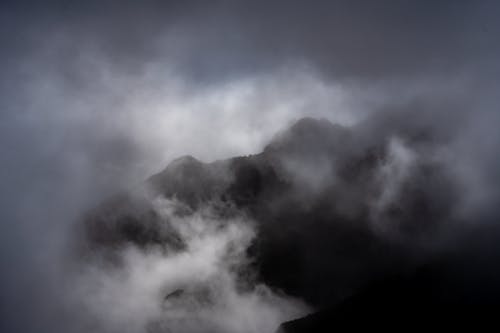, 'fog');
1,1,499,332
72,198,308,333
